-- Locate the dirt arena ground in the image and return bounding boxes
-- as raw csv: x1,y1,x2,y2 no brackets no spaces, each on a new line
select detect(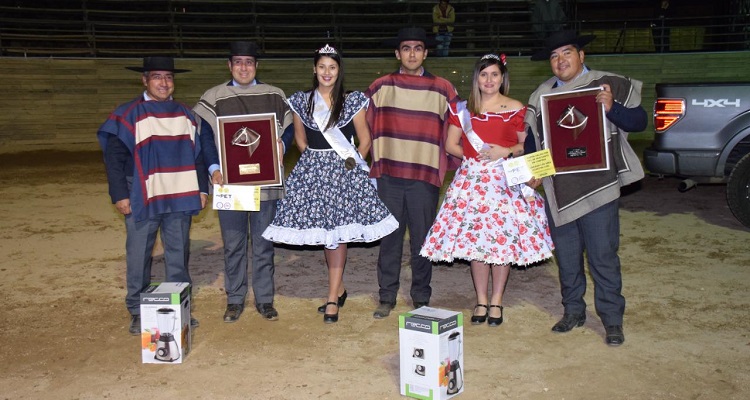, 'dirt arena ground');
0,150,748,399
